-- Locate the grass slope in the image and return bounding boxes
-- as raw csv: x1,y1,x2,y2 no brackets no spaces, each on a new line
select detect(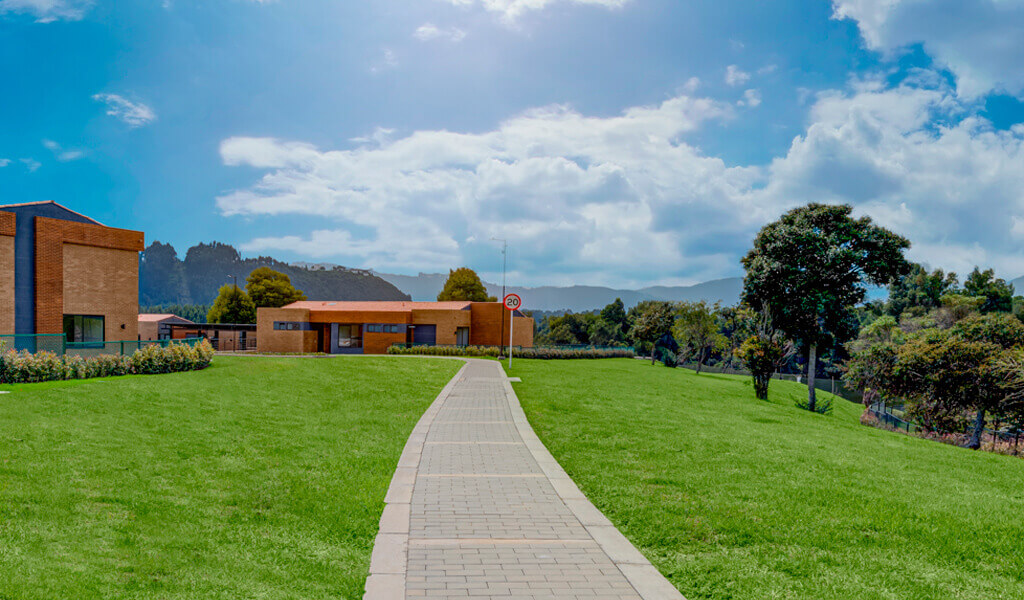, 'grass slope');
0,356,460,600
511,359,1024,600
